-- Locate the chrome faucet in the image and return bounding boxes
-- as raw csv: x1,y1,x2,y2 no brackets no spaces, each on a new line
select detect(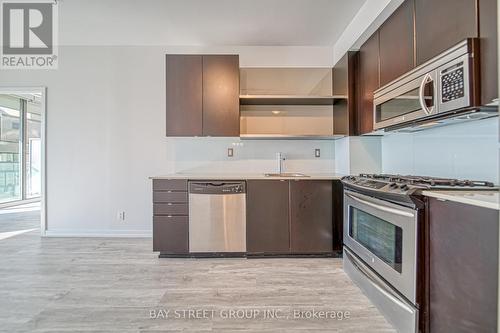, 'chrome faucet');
276,152,285,174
